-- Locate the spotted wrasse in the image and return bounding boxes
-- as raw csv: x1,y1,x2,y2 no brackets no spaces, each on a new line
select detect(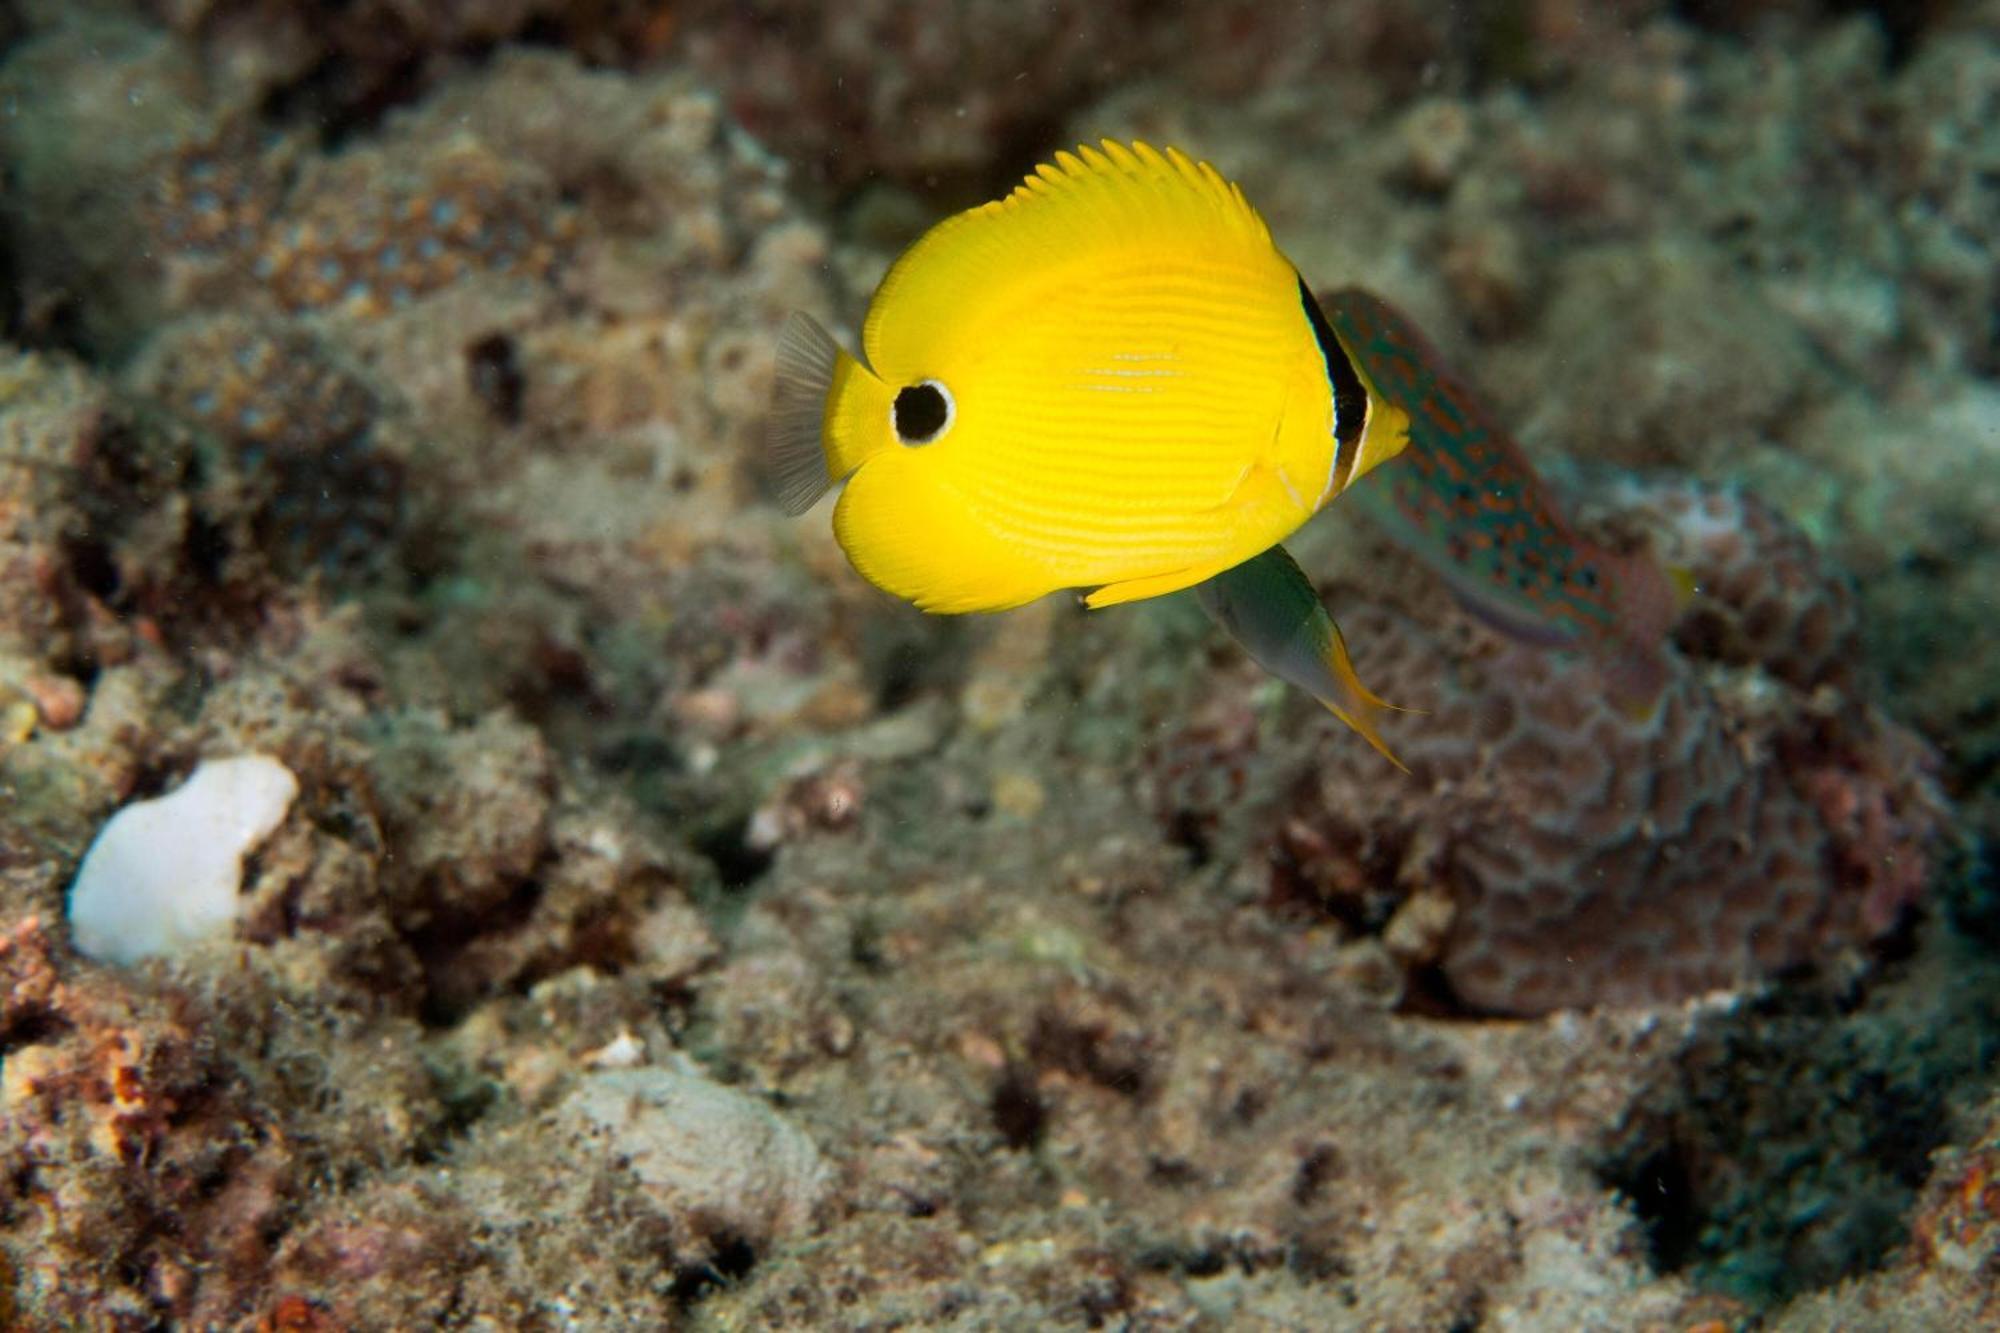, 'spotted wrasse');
1324,287,1682,712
